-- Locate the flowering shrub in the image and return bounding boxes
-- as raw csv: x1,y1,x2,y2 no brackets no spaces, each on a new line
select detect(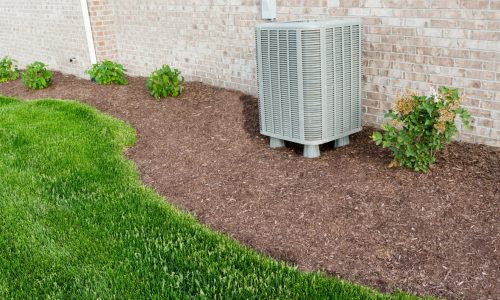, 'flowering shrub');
372,87,470,172
146,65,184,99
85,60,128,85
0,56,19,83
21,61,52,90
